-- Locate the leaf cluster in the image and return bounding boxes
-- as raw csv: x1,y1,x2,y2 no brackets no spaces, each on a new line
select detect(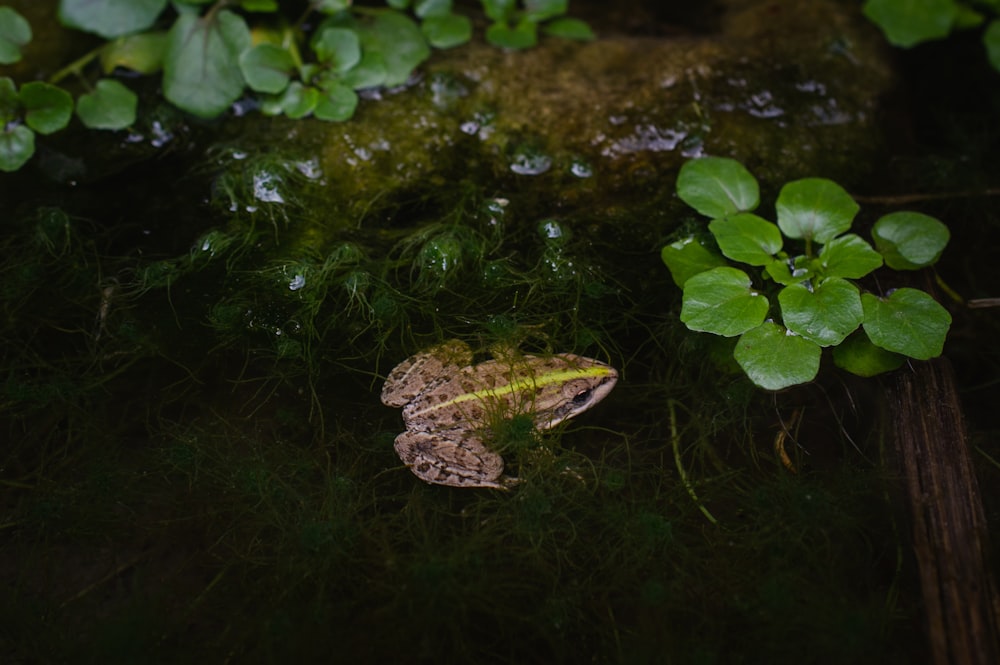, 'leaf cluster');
0,1,593,171
0,75,137,171
661,157,952,390
863,0,1000,72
